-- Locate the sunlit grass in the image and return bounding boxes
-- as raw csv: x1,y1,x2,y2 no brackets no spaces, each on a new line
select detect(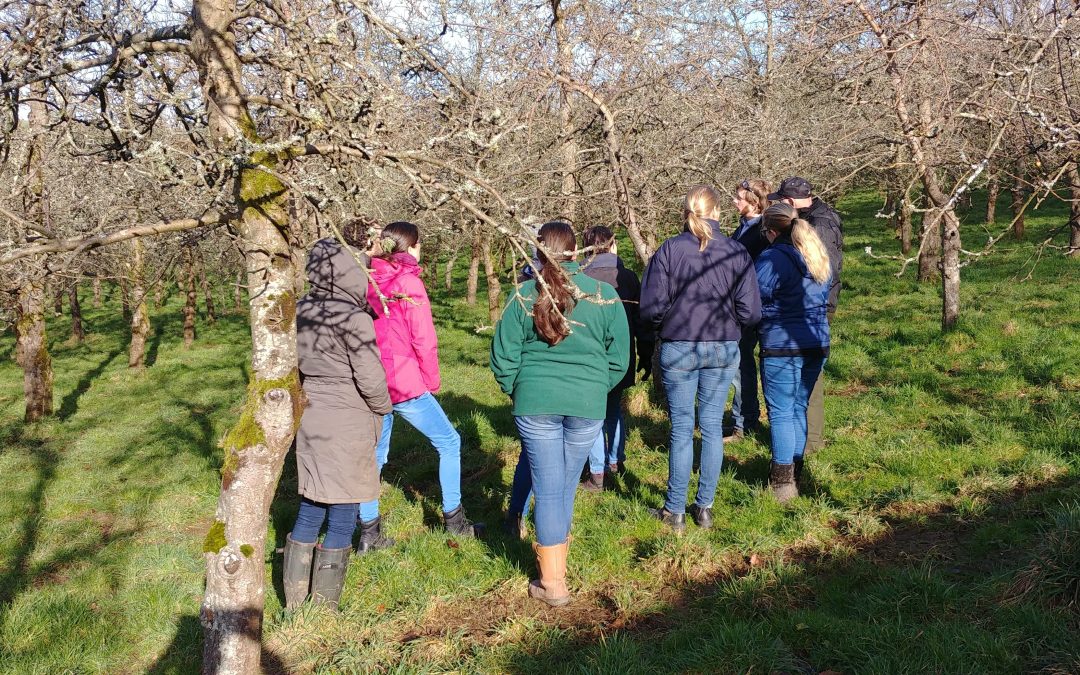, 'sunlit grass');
0,191,1077,672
